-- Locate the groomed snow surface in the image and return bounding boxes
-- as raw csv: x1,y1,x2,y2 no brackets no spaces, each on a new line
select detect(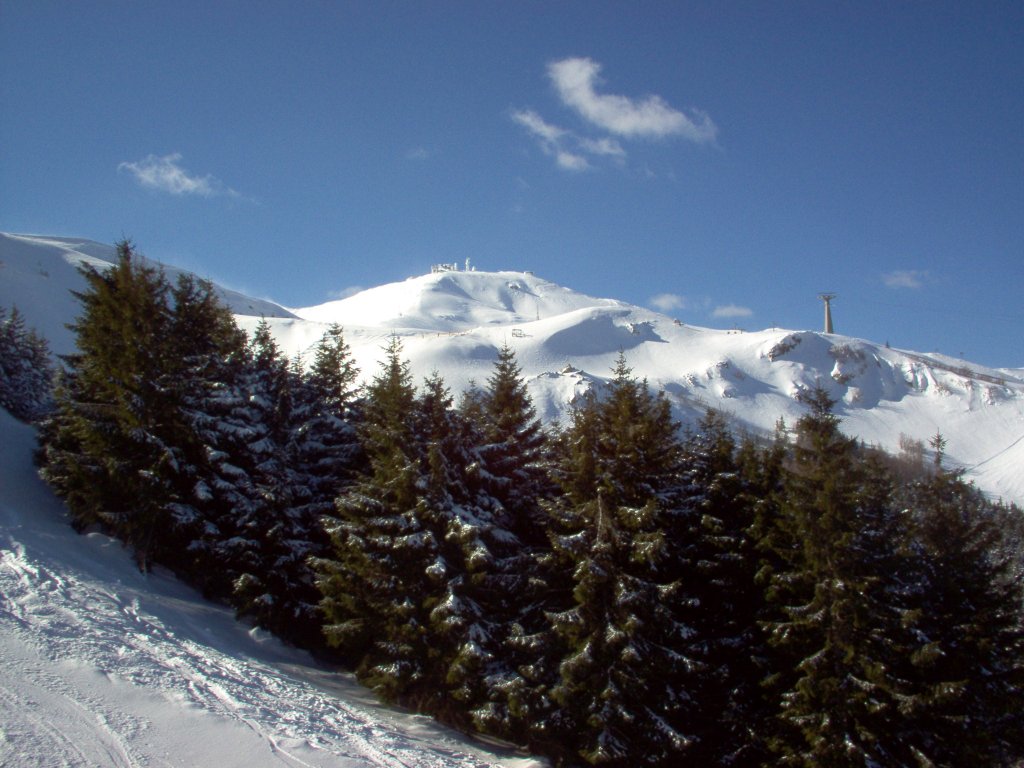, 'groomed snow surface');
0,410,544,768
